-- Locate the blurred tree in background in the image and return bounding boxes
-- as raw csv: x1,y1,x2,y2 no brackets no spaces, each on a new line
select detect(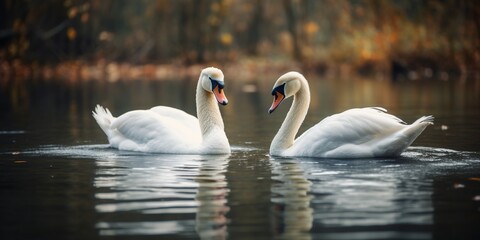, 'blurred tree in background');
0,0,478,78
